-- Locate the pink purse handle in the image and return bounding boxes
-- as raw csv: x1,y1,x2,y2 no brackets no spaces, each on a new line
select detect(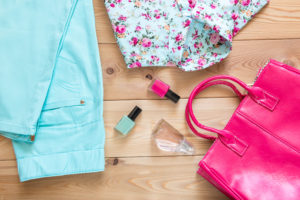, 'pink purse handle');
185,79,245,140
185,75,279,149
